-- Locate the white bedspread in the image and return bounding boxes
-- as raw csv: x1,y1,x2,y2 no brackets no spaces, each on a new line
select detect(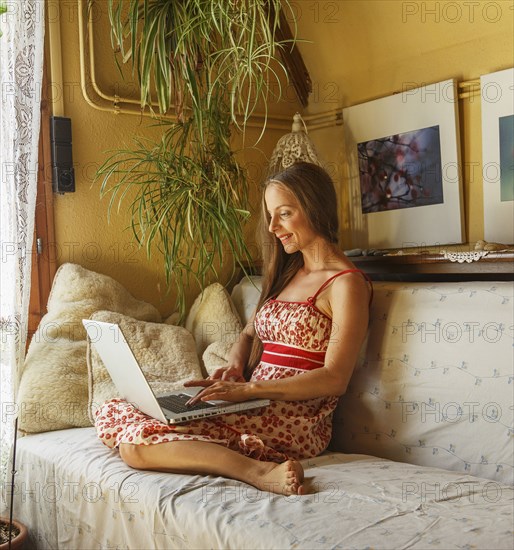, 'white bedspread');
12,427,514,549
